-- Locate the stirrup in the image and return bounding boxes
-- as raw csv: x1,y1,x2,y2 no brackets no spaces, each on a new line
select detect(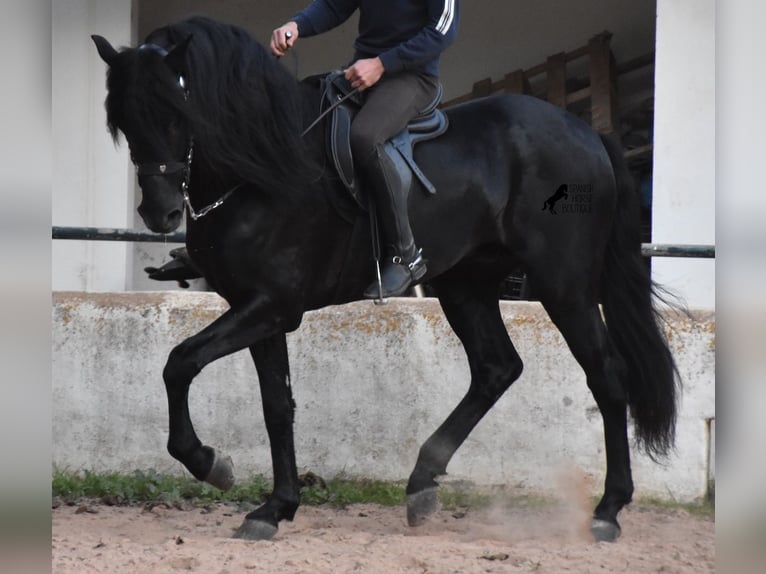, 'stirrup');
364,249,426,301
393,248,424,272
